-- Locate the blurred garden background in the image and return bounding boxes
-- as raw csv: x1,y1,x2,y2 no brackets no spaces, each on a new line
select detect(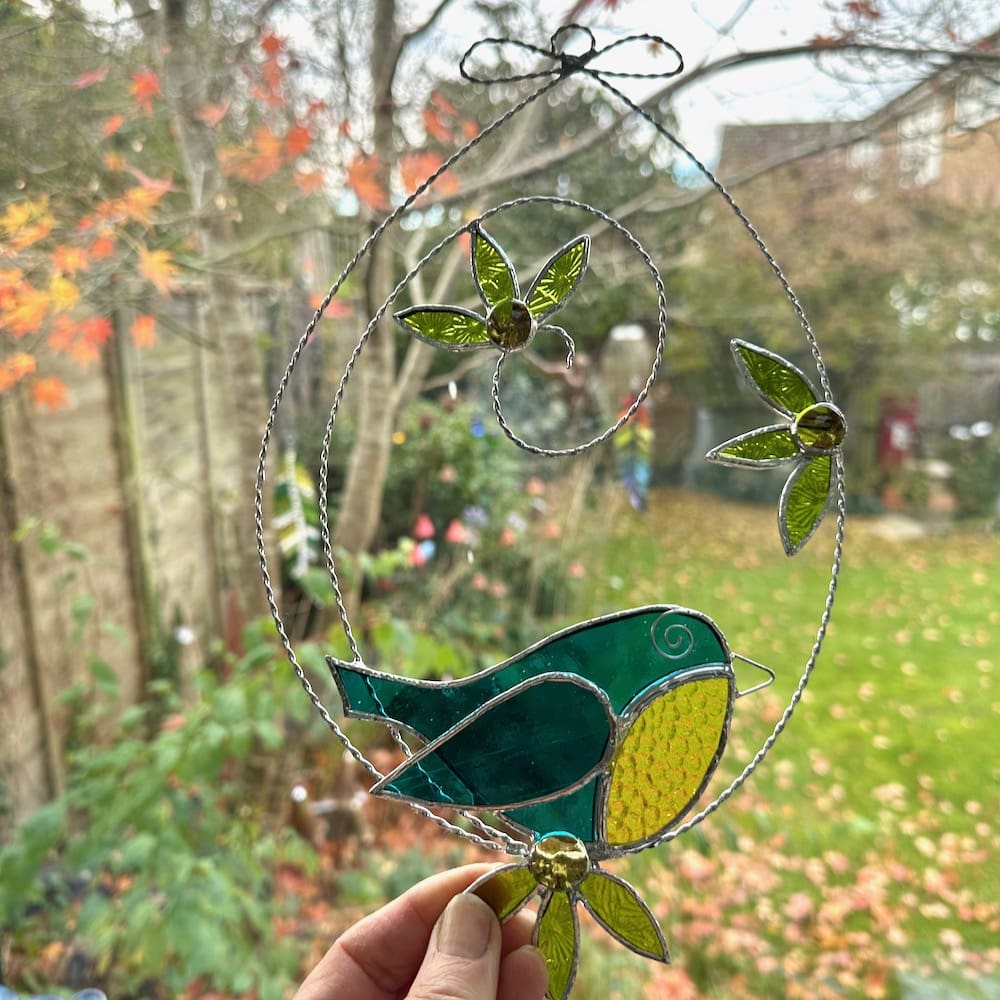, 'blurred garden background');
0,0,997,997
